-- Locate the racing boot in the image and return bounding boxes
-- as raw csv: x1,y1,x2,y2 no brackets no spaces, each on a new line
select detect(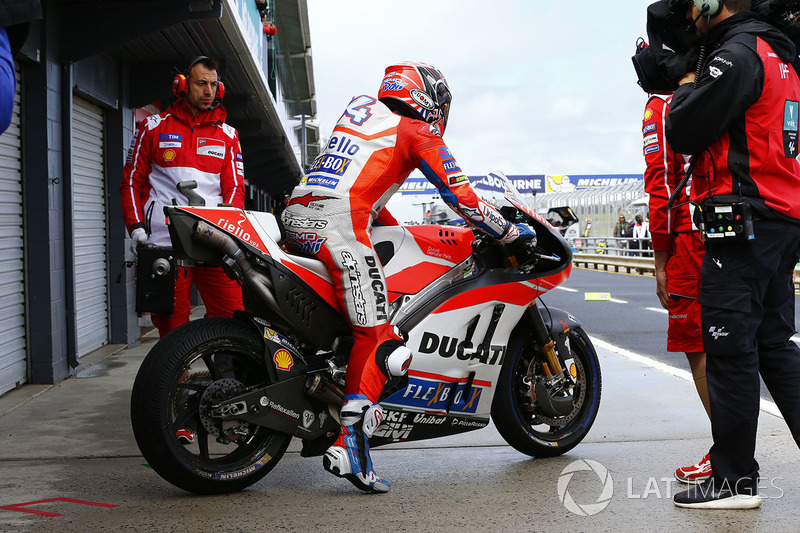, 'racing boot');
323,394,390,493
